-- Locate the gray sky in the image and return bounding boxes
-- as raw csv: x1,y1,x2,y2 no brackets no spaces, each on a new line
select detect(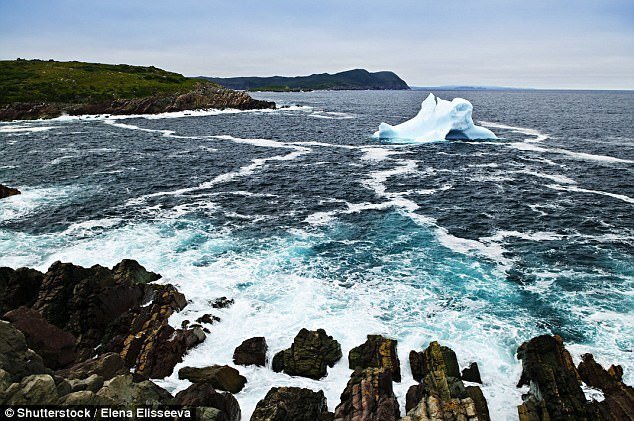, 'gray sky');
1,0,633,89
